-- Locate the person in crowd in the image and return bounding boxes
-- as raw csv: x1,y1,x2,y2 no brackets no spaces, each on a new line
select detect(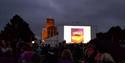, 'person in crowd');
42,45,58,63
59,40,68,57
41,43,48,55
58,49,74,63
0,40,12,56
83,46,98,63
19,44,40,63
96,50,116,63
83,46,115,63
0,40,13,63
